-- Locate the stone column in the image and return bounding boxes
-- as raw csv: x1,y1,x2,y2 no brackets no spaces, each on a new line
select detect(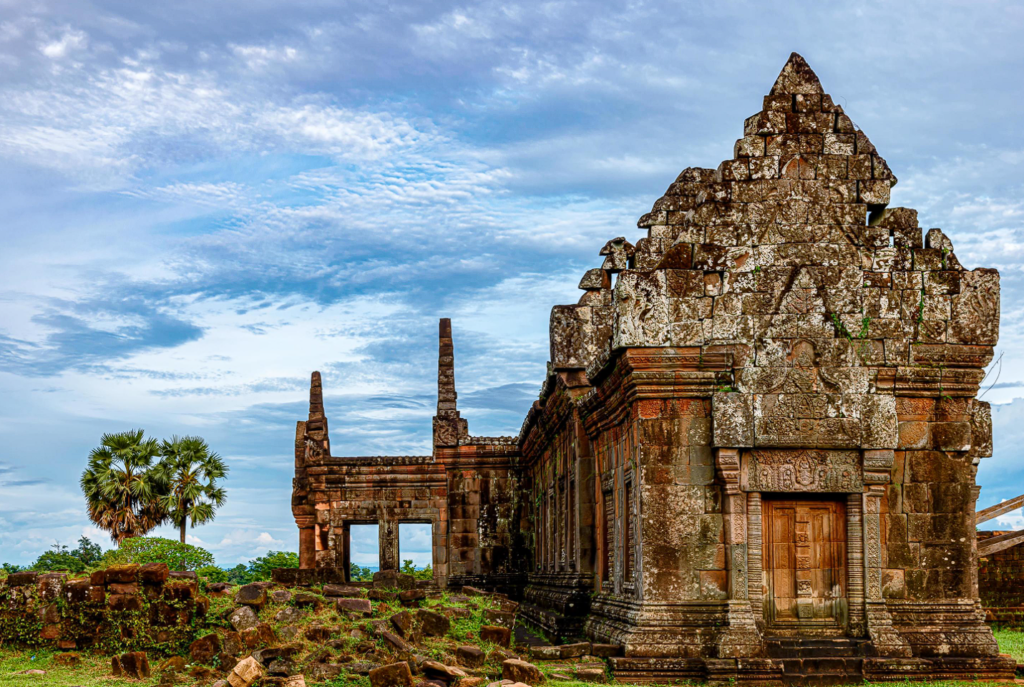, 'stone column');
379,514,399,572
715,448,762,658
746,492,764,629
846,493,865,636
862,450,911,657
296,515,316,569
